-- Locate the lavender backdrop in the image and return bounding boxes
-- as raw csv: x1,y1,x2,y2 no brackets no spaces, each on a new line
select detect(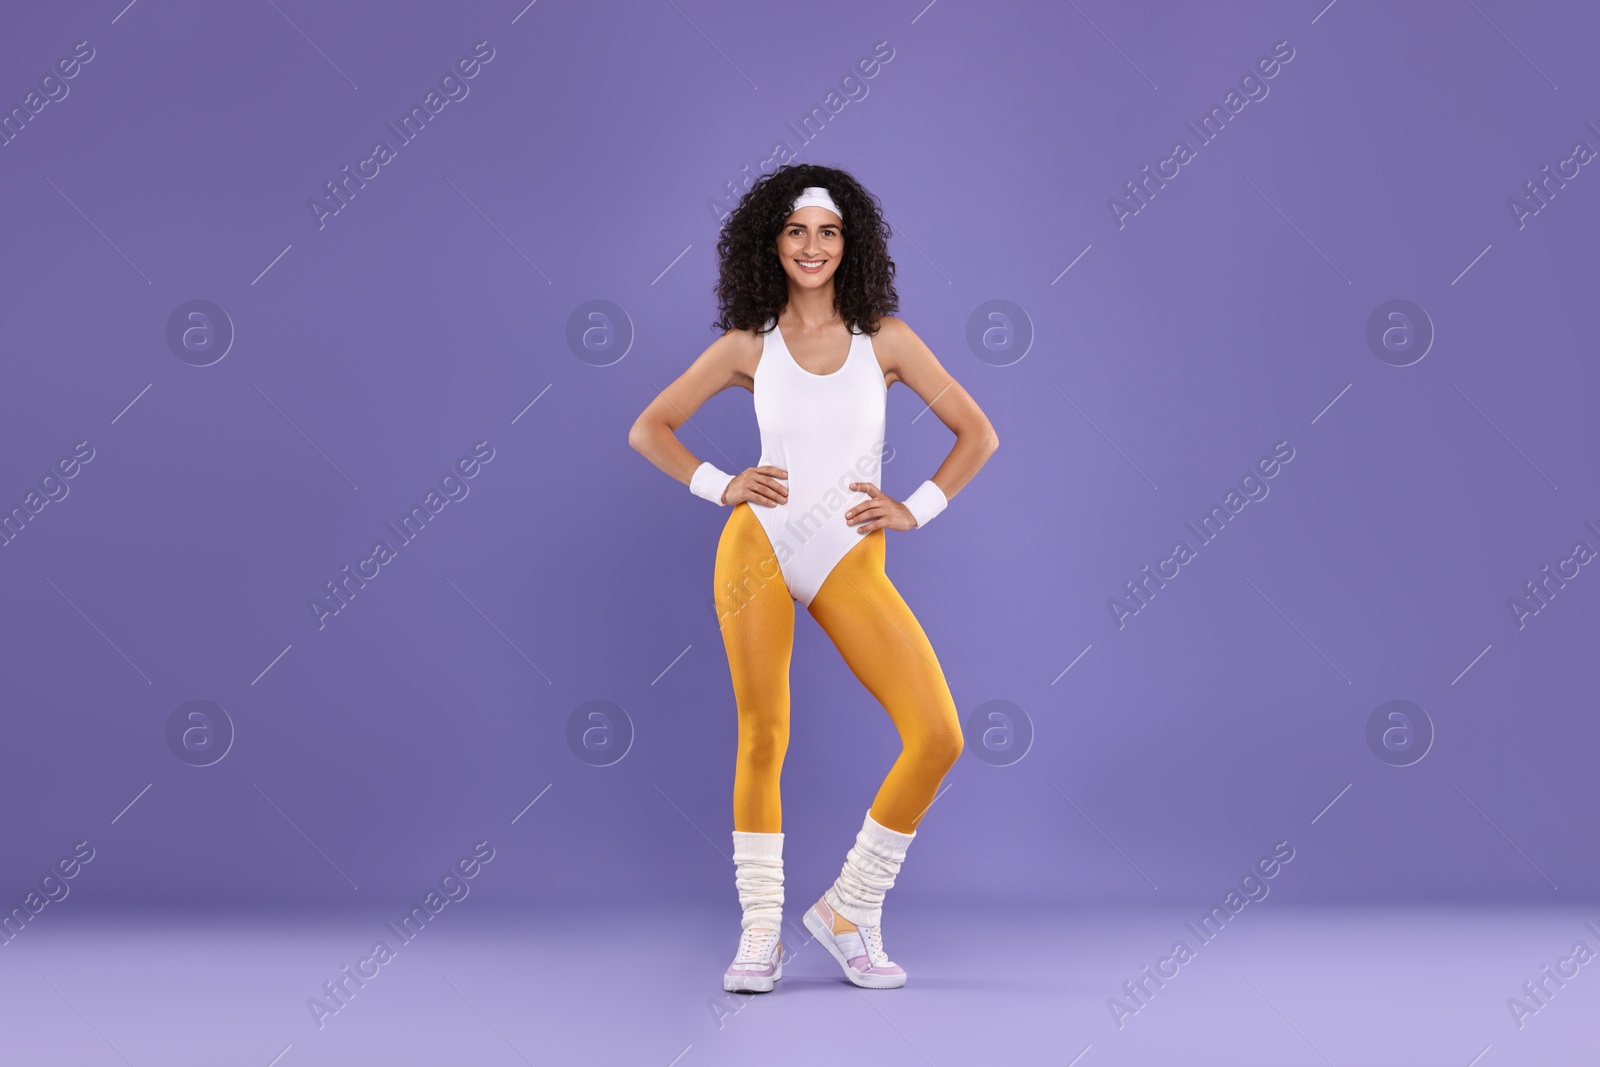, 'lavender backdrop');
2,0,1596,926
